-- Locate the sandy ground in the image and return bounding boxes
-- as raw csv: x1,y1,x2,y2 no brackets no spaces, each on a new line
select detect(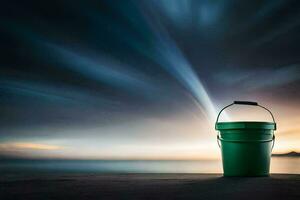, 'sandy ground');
0,174,299,200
